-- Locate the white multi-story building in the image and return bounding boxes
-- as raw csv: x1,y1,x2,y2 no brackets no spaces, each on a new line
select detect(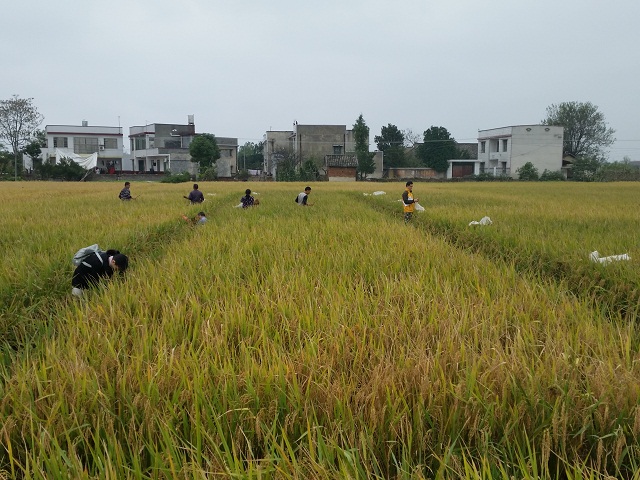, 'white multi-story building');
477,125,564,178
41,121,124,173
